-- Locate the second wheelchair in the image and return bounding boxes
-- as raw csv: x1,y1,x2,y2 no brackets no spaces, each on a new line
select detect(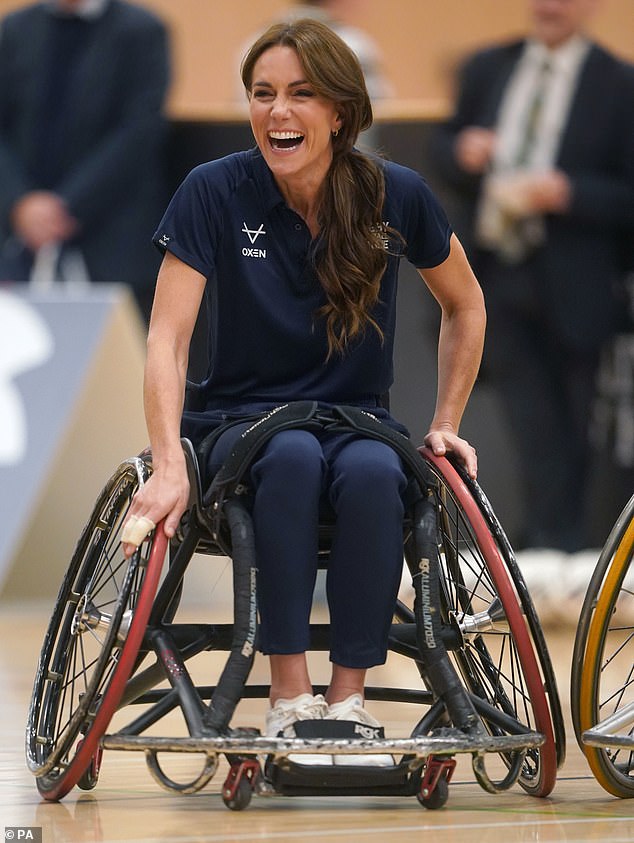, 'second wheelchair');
571,490,634,797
